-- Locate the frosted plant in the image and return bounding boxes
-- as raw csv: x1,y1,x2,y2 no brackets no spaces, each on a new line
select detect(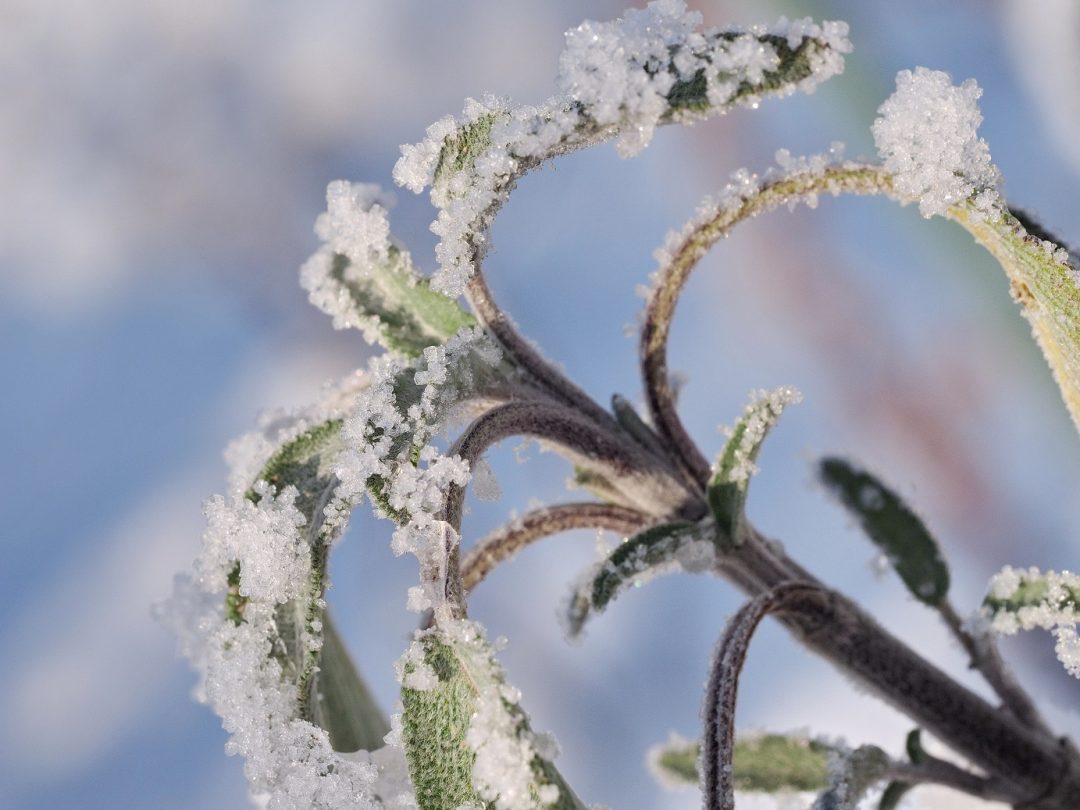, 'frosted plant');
162,2,1080,808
